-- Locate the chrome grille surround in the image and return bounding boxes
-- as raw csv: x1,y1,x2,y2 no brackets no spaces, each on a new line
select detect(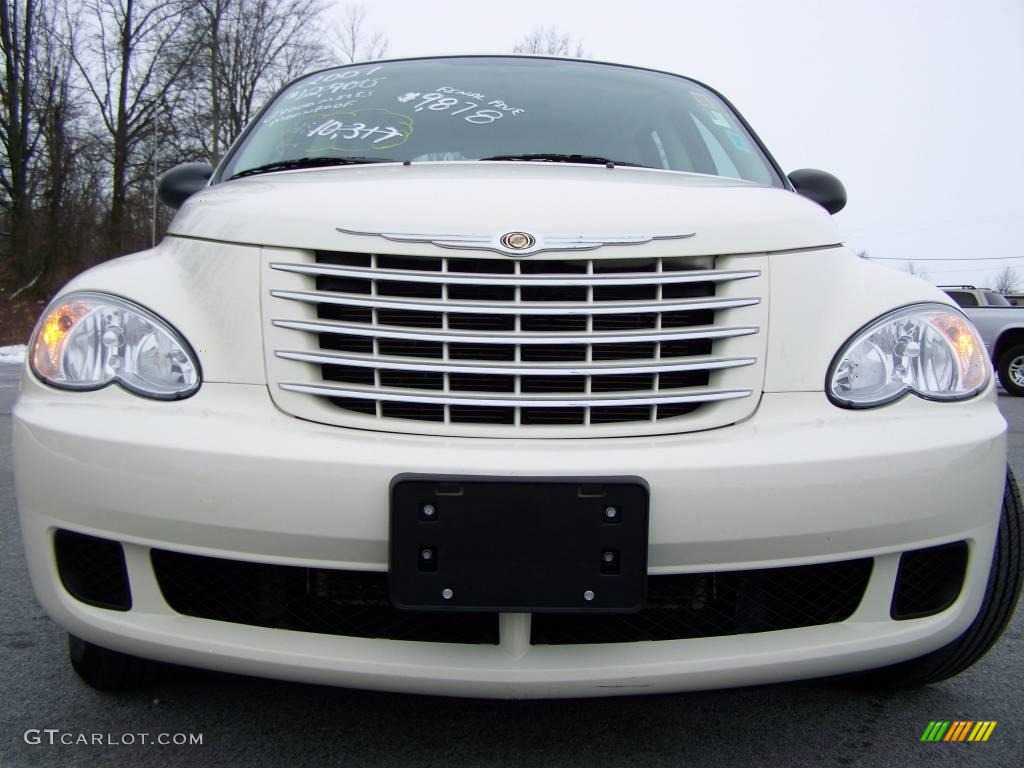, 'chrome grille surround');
262,245,769,438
